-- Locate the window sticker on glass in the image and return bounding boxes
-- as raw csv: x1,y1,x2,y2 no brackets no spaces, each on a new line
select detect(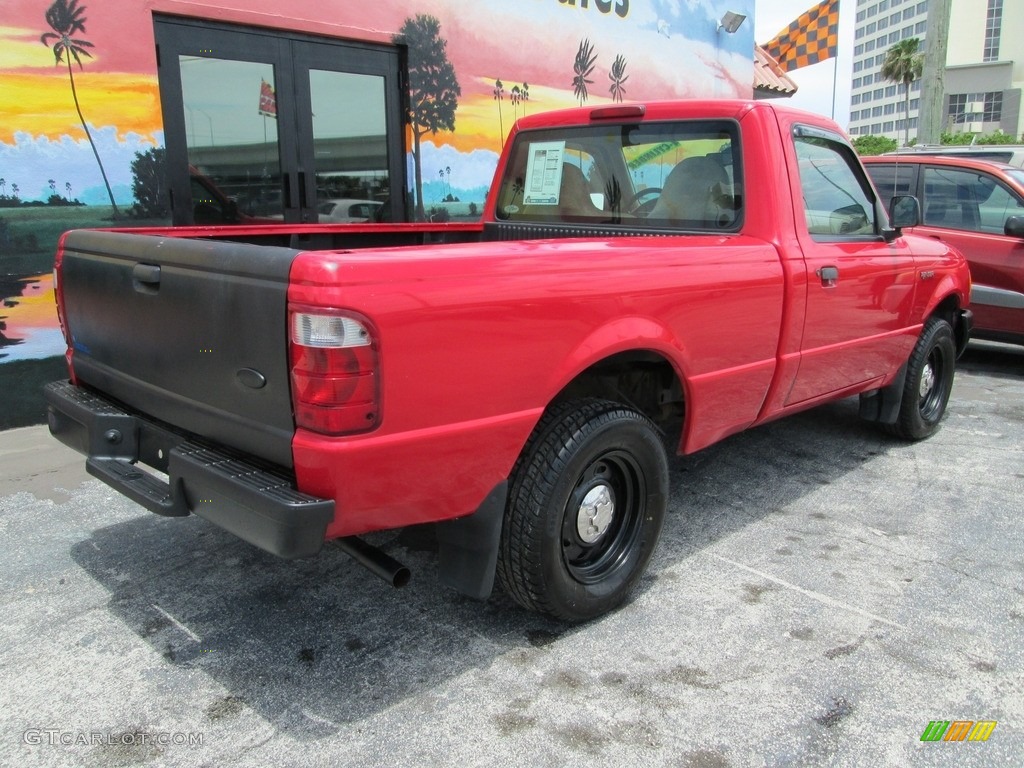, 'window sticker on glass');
523,141,567,205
